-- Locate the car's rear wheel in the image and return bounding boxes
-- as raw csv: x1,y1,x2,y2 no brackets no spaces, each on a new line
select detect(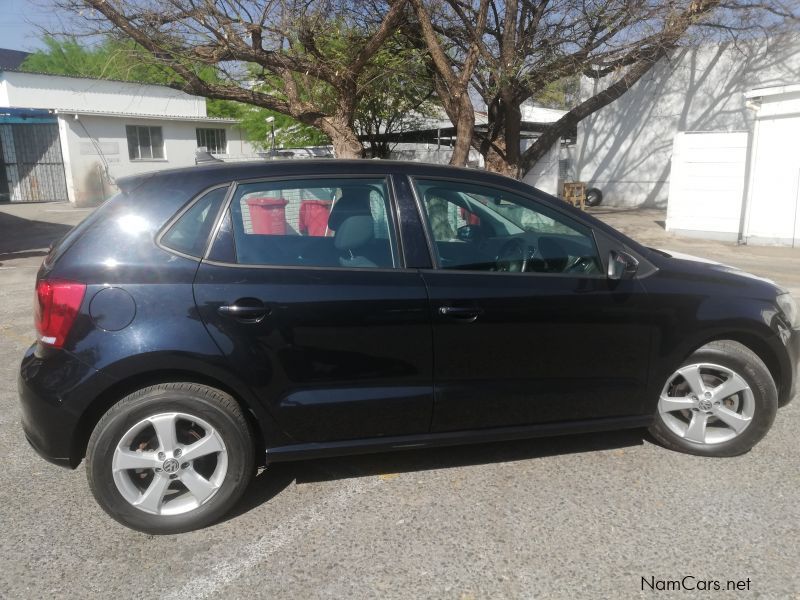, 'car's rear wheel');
649,341,777,457
86,382,254,534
